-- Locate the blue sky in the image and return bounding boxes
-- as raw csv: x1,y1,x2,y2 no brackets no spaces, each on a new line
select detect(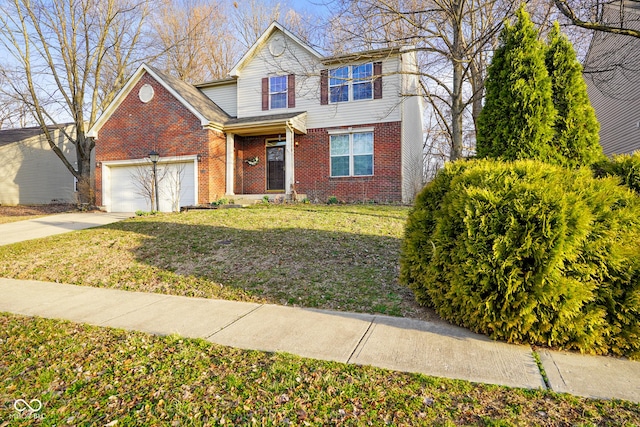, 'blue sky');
287,0,331,18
